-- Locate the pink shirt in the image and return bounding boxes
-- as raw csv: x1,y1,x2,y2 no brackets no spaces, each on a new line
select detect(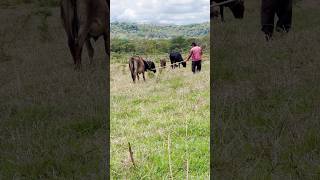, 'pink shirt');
190,46,202,61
